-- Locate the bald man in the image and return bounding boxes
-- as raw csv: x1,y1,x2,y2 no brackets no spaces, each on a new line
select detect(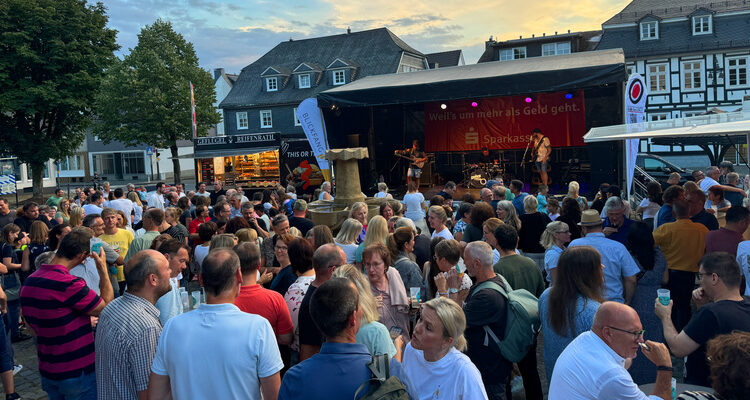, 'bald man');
96,250,172,399
549,302,673,400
